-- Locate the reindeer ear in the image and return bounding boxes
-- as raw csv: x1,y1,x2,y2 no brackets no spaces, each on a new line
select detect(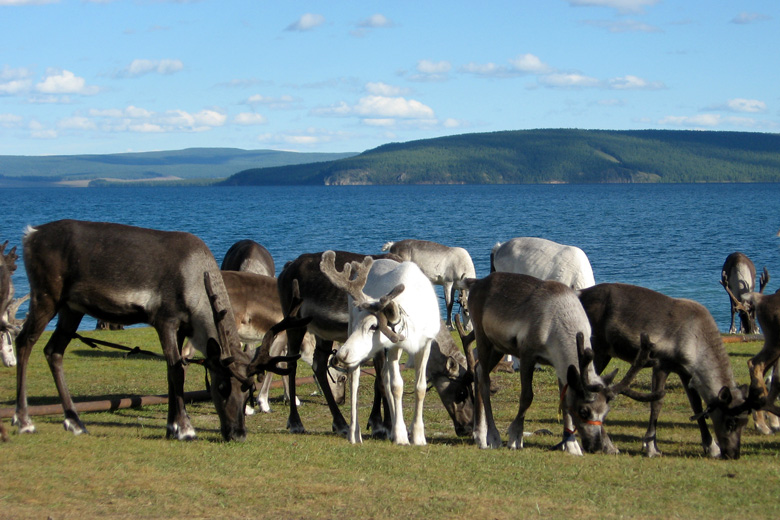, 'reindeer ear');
206,338,221,360
601,368,619,386
718,386,733,406
446,356,460,378
383,300,402,324
567,365,584,396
